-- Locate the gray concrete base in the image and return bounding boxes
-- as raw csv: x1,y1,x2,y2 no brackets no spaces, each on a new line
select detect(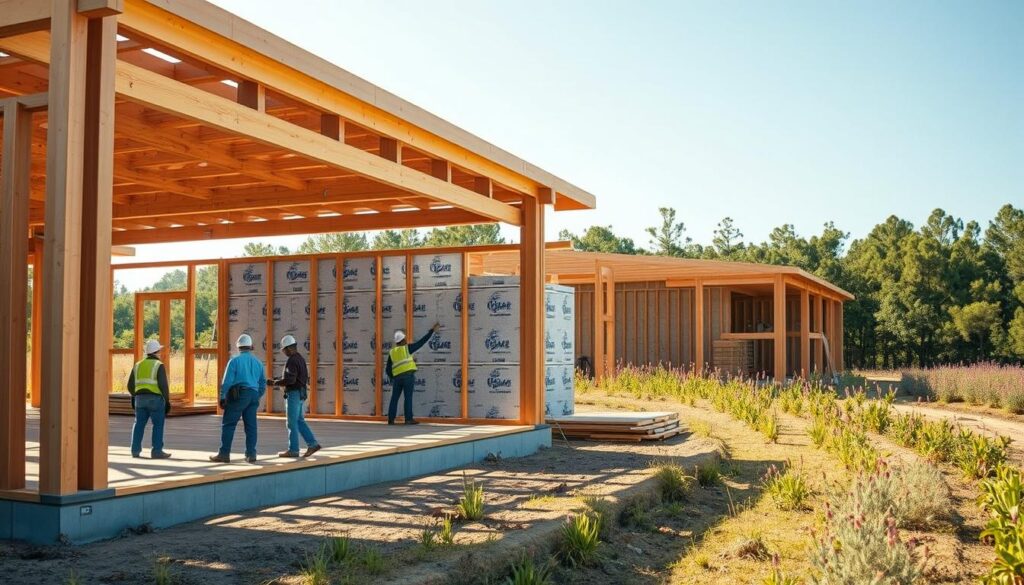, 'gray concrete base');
1,425,550,545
